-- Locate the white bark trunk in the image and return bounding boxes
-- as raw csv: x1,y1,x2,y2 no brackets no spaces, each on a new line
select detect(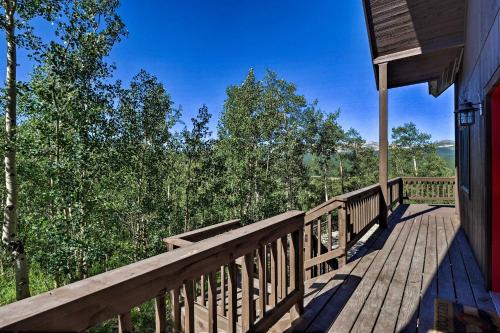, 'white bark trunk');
1,0,30,300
